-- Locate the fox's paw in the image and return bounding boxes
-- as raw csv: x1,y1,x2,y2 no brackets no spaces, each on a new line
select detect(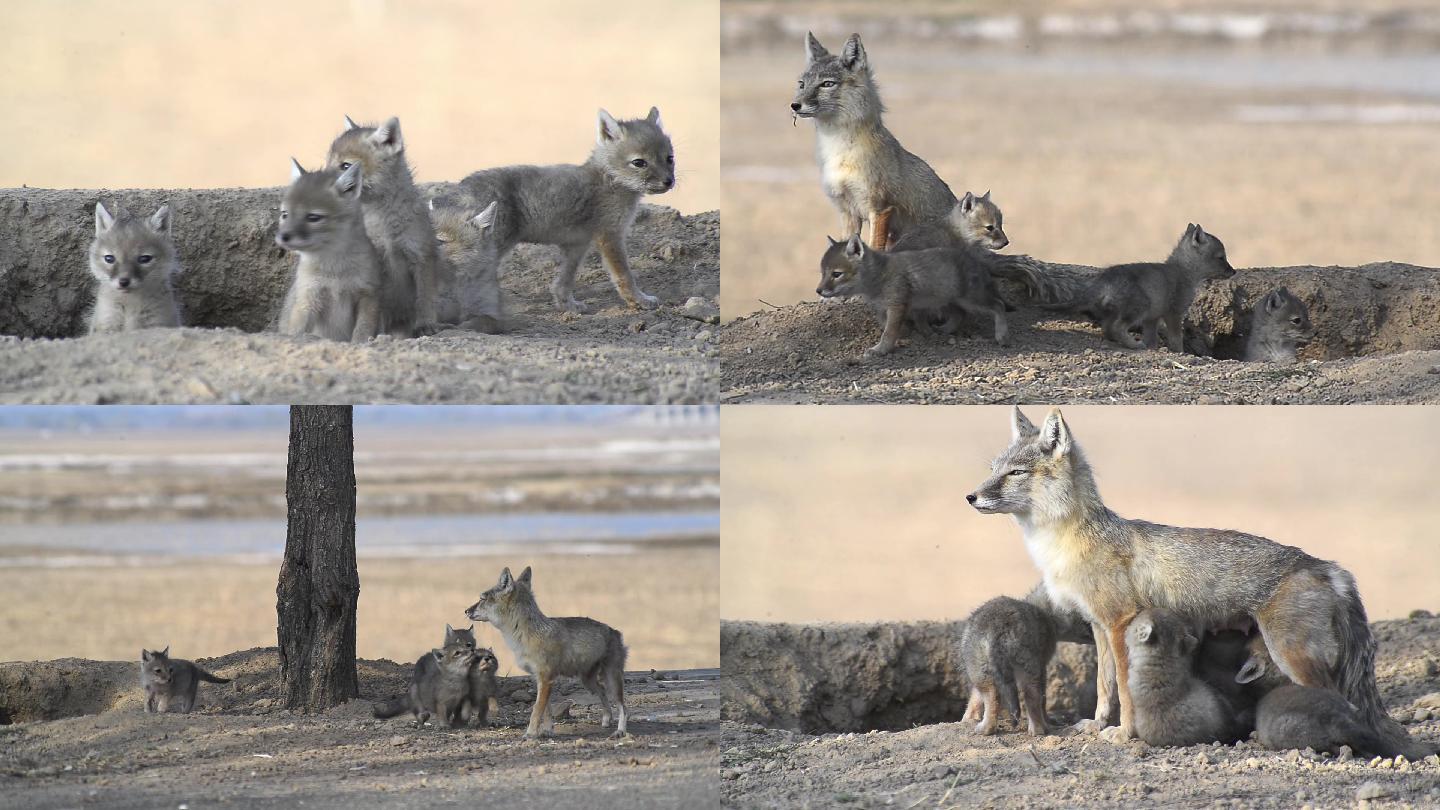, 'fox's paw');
608,729,631,740
552,295,588,315
1071,718,1107,735
412,320,440,338
523,728,554,740
860,345,888,363
1098,725,1133,744
627,291,660,310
